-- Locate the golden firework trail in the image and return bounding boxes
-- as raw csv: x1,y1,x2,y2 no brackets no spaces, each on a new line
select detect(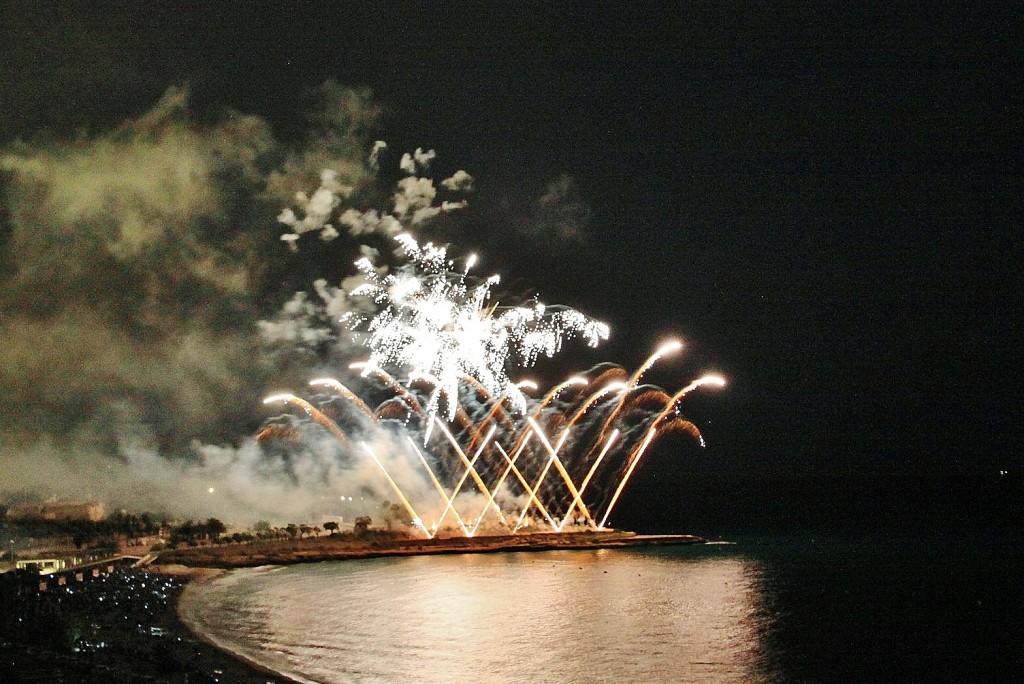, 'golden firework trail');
494,441,558,531
309,378,376,419
434,420,505,525
504,377,599,461
631,340,684,386
562,381,628,433
462,378,537,464
468,452,517,536
585,340,683,464
431,426,494,532
406,437,470,536
263,394,351,448
527,417,596,526
263,348,722,538
350,362,426,417
360,442,432,539
557,428,619,532
464,390,518,455
538,375,588,410
514,425,571,531
598,374,725,529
